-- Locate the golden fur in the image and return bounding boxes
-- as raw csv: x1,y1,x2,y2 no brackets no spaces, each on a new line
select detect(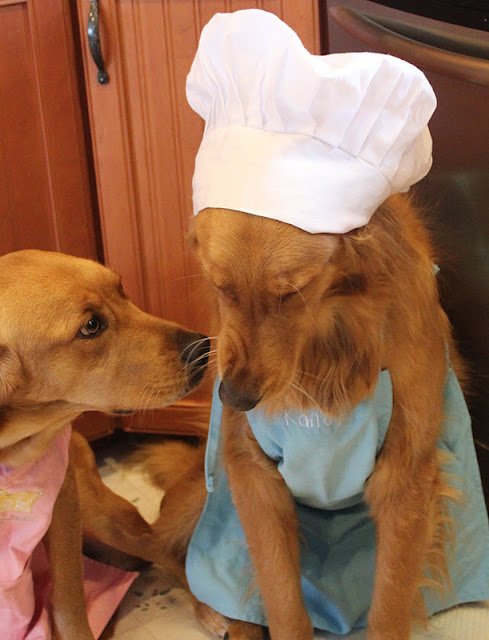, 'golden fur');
146,193,462,640
0,250,209,640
